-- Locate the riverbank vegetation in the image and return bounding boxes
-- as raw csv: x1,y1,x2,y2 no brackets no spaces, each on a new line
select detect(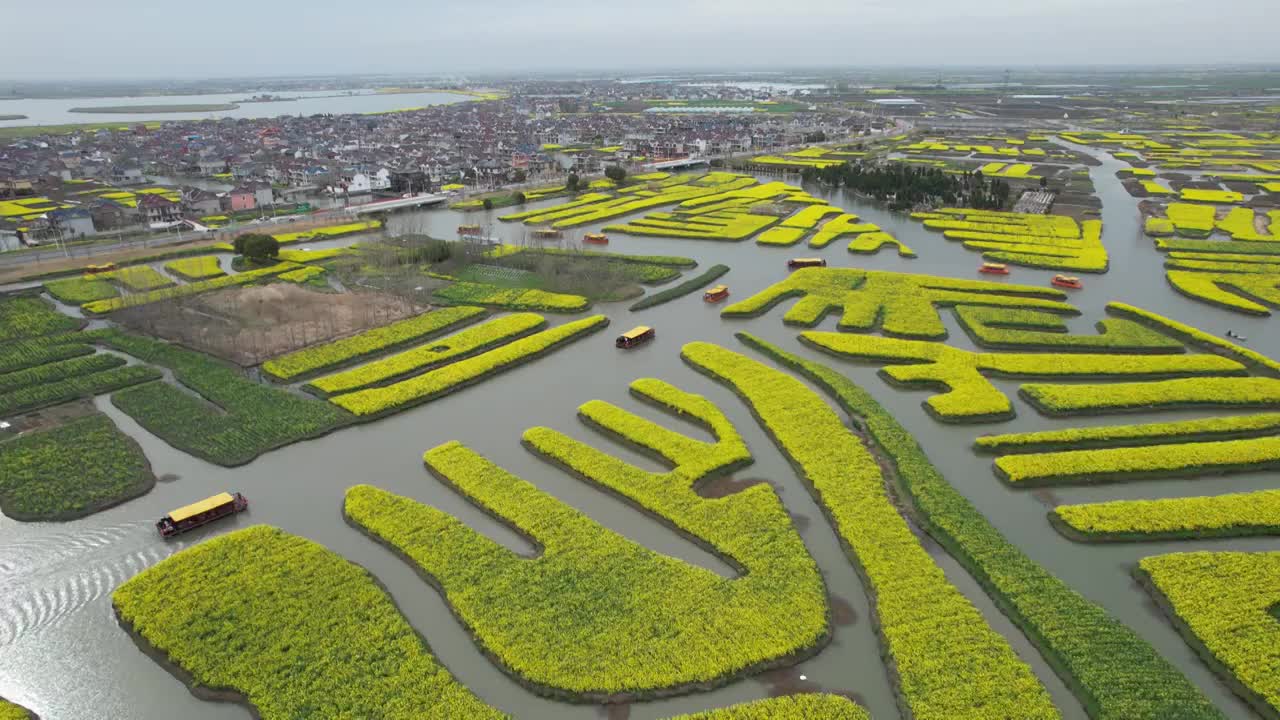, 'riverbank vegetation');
496,173,800,232
1165,270,1280,316
995,436,1280,486
432,281,590,312
45,276,120,304
93,330,350,466
630,264,729,310
0,337,94,374
954,306,1182,353
163,255,225,281
268,220,382,245
96,265,175,292
0,413,154,521
0,296,83,340
1054,490,1280,541
305,313,545,396
347,378,827,699
344,237,689,306
0,353,130,395
802,162,1012,211
0,361,160,417
799,332,1239,423
976,413,1280,453
912,208,1107,272
675,695,868,719
606,209,778,241
781,204,844,231
1020,377,1280,415
735,332,1224,720
1106,303,1280,375
477,247,685,298
849,231,916,256
1139,552,1280,718
0,699,34,720
262,306,486,382
601,179,830,243
681,341,1058,719
113,526,503,719
82,262,300,314
329,315,607,417
719,267,1072,337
